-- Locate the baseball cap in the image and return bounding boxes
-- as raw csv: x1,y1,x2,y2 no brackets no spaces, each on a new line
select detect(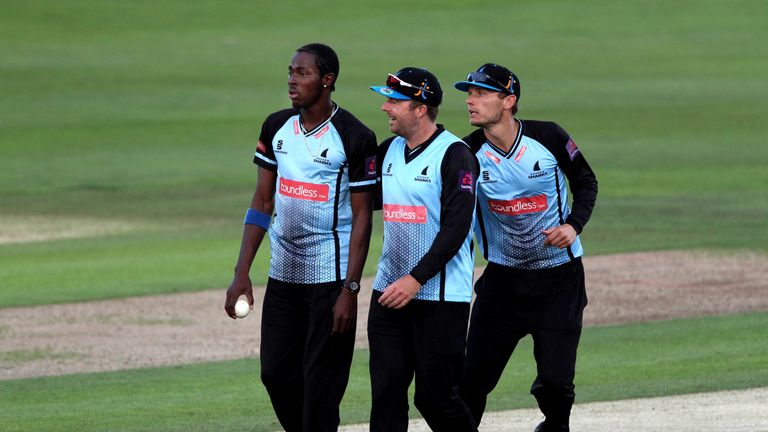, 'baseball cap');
370,67,443,107
454,63,520,98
